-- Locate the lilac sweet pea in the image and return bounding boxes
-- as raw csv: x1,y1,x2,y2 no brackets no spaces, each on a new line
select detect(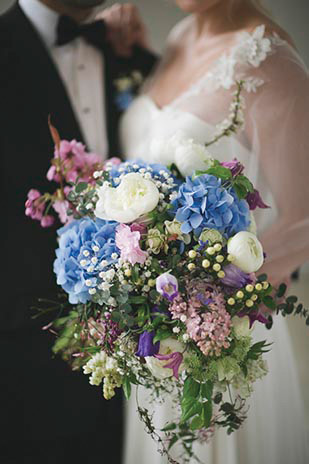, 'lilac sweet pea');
136,331,160,357
156,273,179,301
221,159,244,177
220,264,253,288
246,189,270,210
155,352,183,379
